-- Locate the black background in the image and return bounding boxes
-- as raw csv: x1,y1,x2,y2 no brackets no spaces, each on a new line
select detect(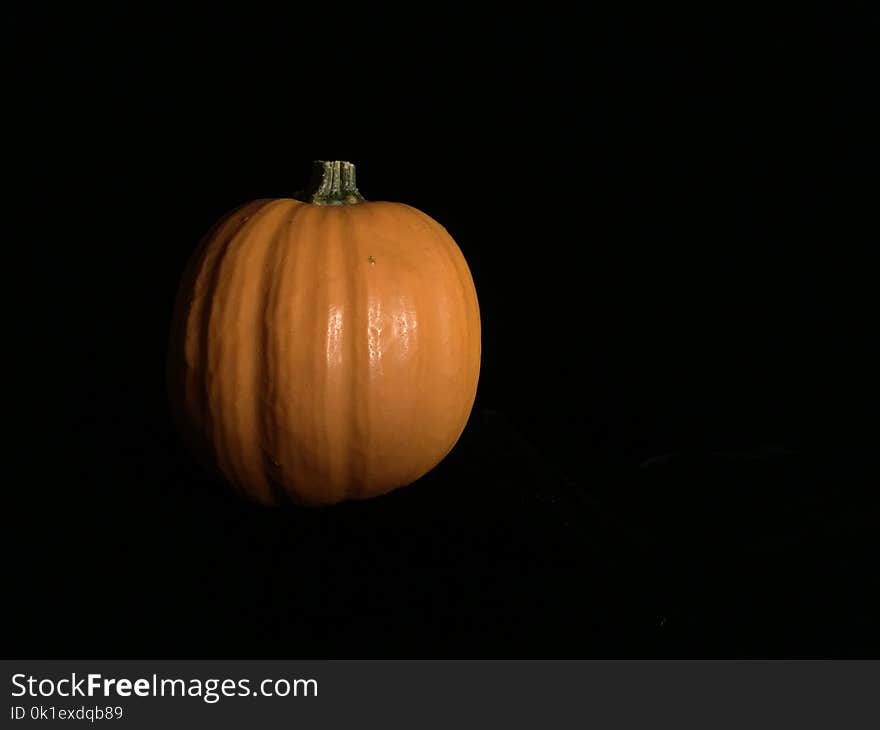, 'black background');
10,5,878,657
